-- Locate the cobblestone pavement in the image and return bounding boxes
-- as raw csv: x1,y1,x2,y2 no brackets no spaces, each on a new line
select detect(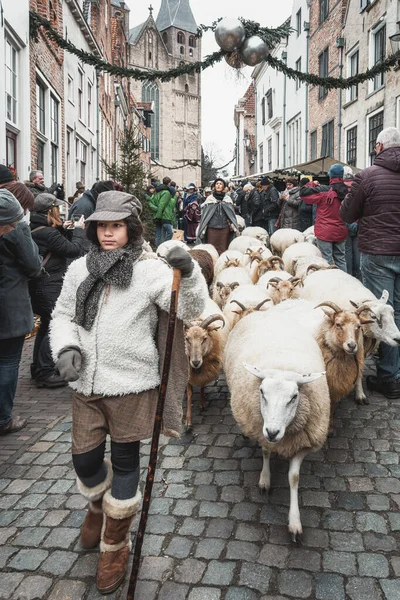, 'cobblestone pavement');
1,341,400,599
